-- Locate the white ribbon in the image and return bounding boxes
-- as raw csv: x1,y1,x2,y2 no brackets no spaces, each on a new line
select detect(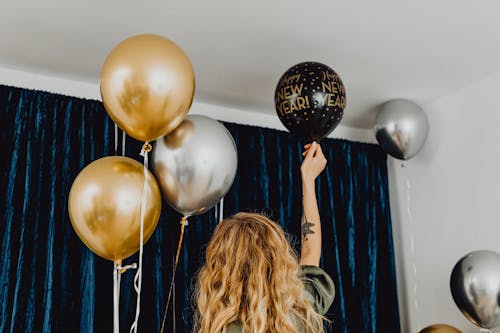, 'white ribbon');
113,263,121,333
122,130,126,156
219,197,224,223
129,144,150,333
406,174,421,330
113,123,126,156
113,263,137,333
114,123,118,155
